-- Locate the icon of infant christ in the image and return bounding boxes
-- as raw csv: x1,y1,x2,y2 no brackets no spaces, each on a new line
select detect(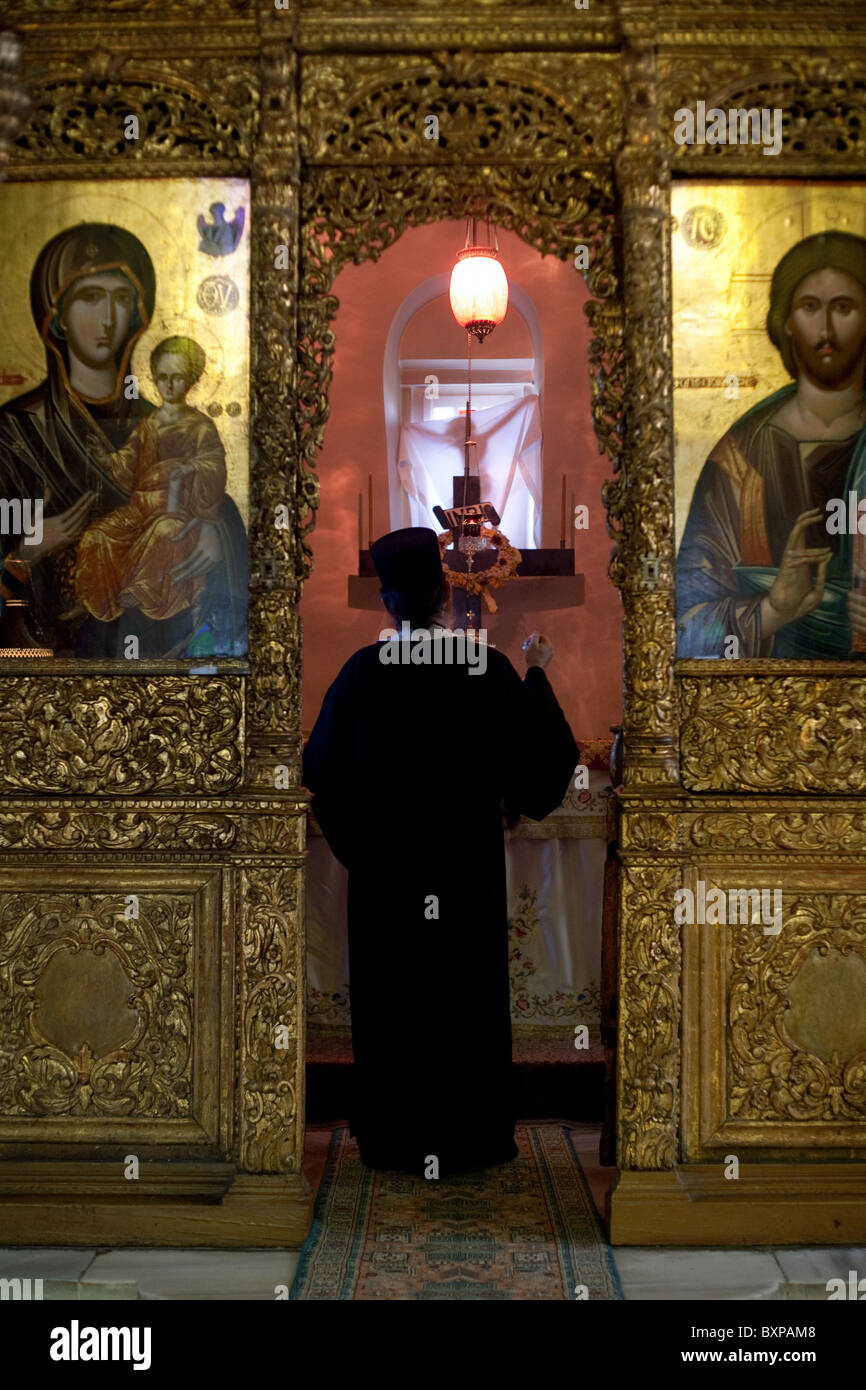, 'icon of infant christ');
64,336,227,625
